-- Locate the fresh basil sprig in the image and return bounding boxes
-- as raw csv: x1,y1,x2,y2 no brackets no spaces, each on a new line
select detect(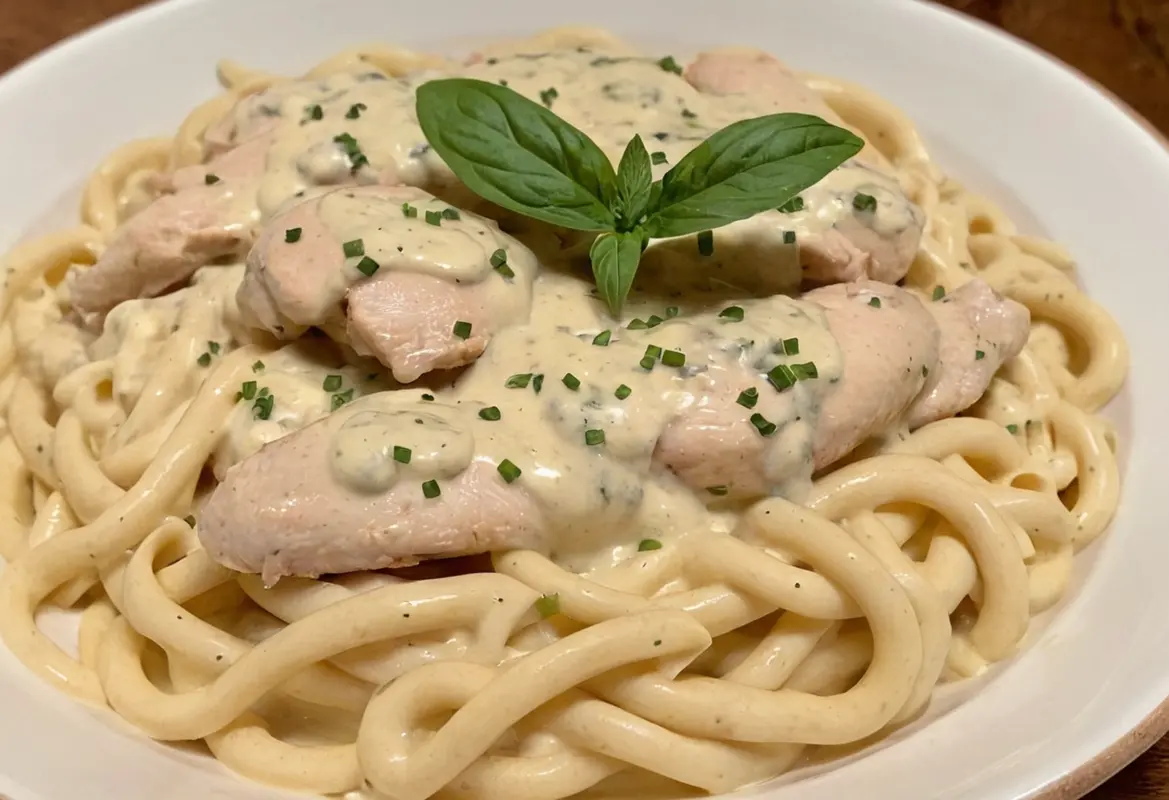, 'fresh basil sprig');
415,77,863,314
